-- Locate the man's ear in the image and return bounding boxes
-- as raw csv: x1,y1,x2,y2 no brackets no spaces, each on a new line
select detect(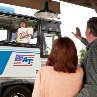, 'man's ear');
87,28,91,35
